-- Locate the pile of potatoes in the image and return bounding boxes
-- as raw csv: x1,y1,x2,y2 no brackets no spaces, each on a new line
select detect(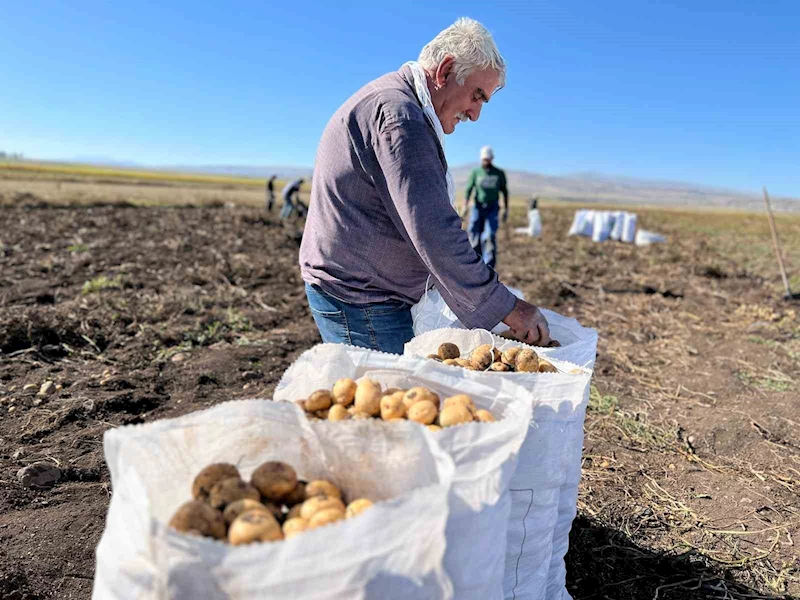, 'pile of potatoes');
296,379,495,431
426,343,559,374
169,461,373,545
